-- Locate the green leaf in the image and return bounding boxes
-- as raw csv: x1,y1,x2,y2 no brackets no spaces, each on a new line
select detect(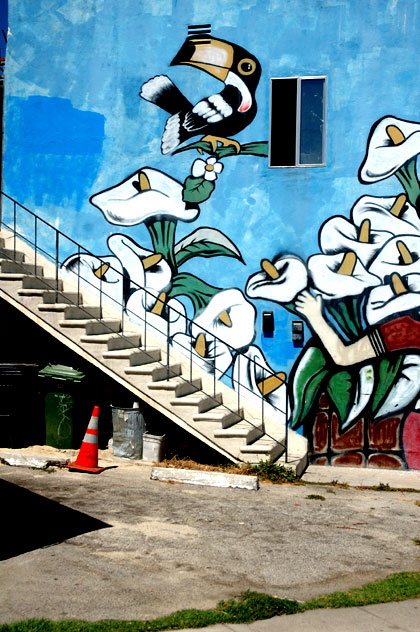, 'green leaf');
289,346,330,429
182,176,215,204
217,141,269,158
167,272,221,315
326,370,354,425
174,228,243,267
371,354,404,416
173,140,269,159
